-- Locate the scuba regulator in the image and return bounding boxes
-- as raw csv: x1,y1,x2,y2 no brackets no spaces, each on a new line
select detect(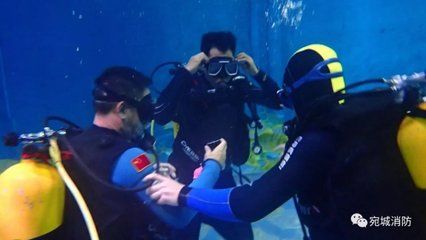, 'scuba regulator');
1,117,95,240
1,115,165,240
3,116,161,192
